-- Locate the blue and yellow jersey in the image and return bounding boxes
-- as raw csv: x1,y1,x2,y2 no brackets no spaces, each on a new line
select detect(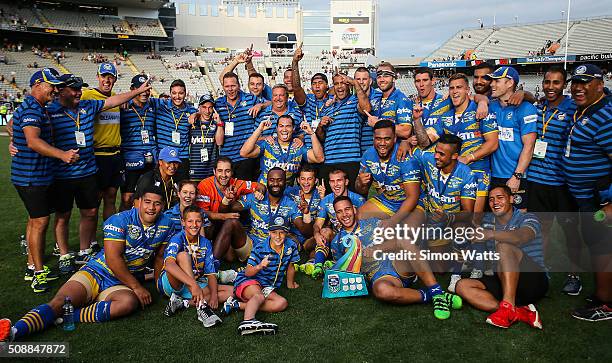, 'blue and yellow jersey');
81,88,120,155
414,149,477,214
321,95,363,163
256,138,308,184
47,99,105,180
419,92,451,128
120,99,157,170
10,95,54,186
163,203,212,238
215,91,258,162
362,87,414,152
256,101,304,139
239,193,301,246
360,144,420,204
163,230,216,279
284,185,322,220
87,208,173,282
151,98,197,160
317,191,365,231
489,100,538,178
429,100,498,173
234,237,300,289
